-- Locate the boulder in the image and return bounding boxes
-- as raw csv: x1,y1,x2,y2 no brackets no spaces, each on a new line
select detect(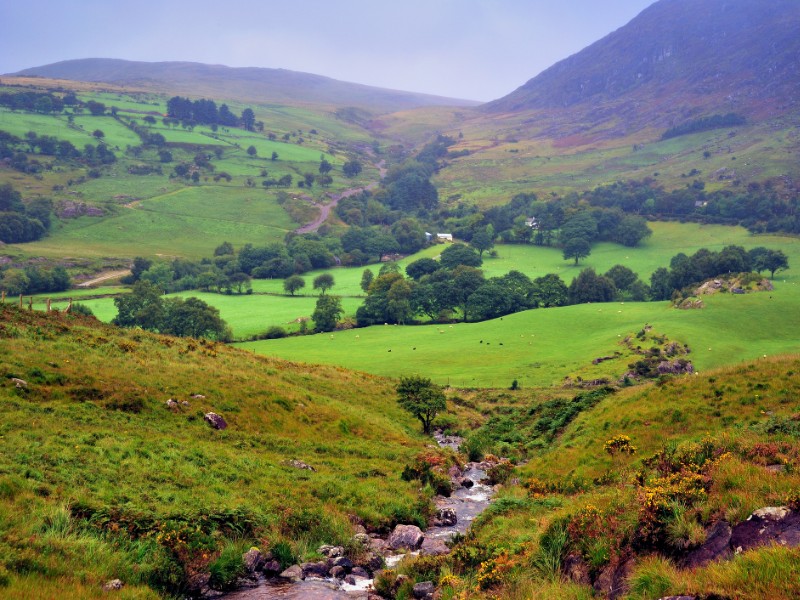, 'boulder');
387,524,424,550
369,537,389,554
301,561,330,578
682,521,732,568
279,565,303,582
332,556,353,570
461,478,474,488
352,532,370,547
413,581,436,598
731,507,800,554
102,579,124,591
447,465,462,480
166,399,179,411
360,552,385,573
11,378,27,388
185,573,211,596
593,557,634,600
203,412,227,430
351,566,370,578
420,537,450,556
263,559,282,574
433,507,457,527
330,565,346,579
242,548,264,575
